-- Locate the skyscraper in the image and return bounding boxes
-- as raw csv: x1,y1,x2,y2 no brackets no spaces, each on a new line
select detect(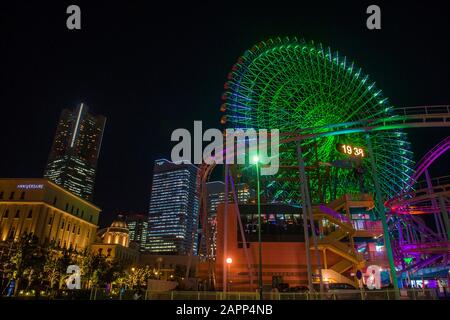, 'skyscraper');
125,213,148,251
44,103,106,202
204,181,255,258
146,159,199,255
206,181,255,218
